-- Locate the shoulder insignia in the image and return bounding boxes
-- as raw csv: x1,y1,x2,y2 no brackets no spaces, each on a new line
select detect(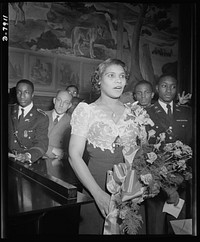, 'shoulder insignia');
37,108,47,116
177,103,189,108
9,103,17,107
146,103,154,109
